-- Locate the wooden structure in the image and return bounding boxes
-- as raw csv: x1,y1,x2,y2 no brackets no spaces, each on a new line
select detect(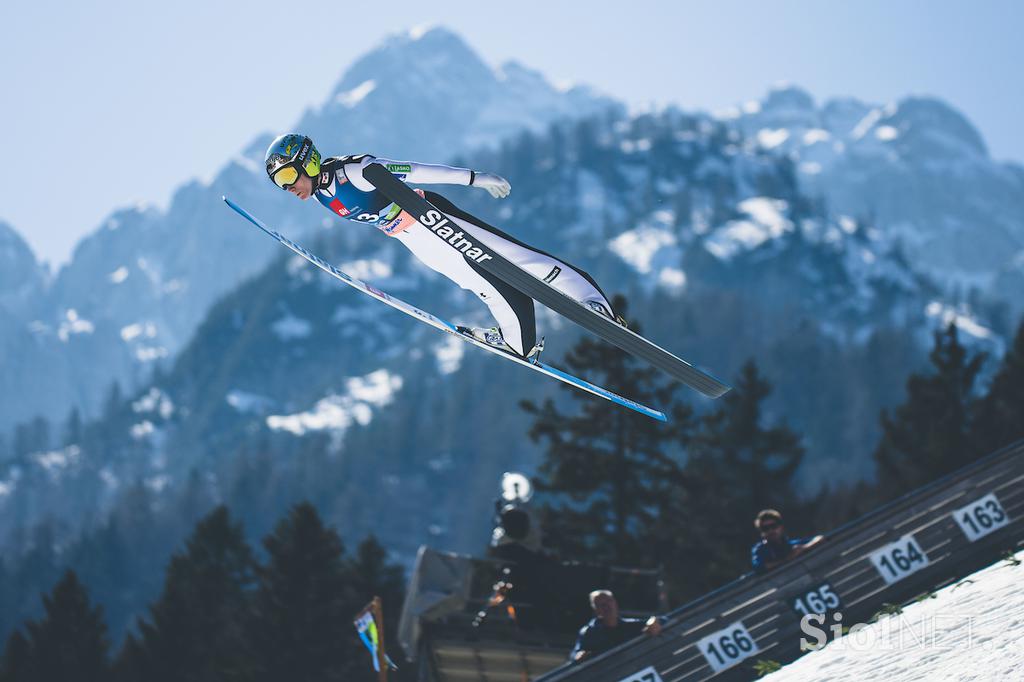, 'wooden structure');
398,548,665,682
